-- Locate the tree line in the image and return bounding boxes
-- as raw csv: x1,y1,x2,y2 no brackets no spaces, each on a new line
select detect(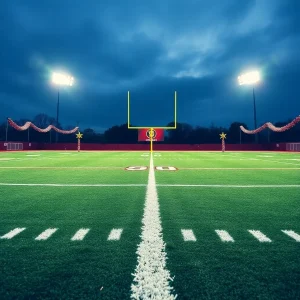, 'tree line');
0,113,299,144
